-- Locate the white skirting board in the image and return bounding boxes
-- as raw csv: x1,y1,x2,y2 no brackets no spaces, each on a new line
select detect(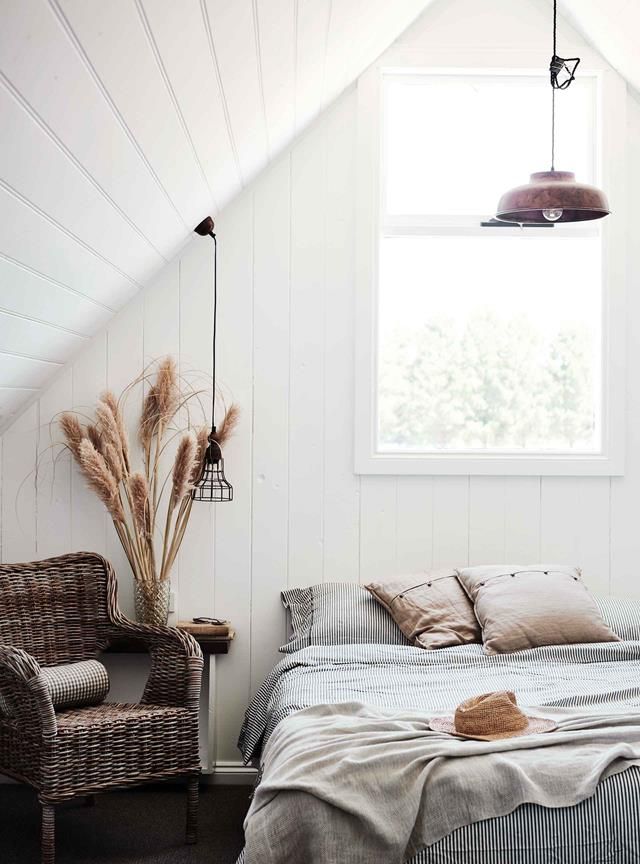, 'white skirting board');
203,762,258,786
